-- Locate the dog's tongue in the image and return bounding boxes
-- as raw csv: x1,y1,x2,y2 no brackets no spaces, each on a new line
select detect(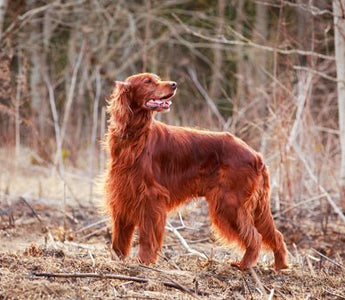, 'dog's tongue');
146,100,171,109
148,100,163,106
